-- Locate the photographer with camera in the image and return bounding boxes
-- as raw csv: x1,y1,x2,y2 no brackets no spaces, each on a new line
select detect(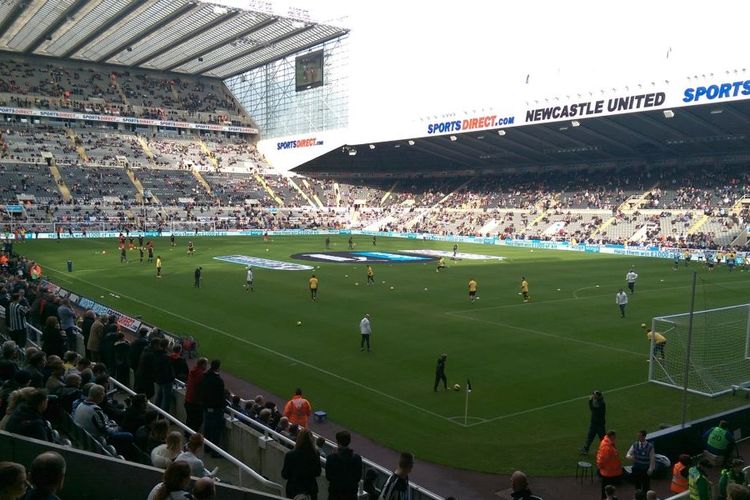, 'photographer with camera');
580,390,606,455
